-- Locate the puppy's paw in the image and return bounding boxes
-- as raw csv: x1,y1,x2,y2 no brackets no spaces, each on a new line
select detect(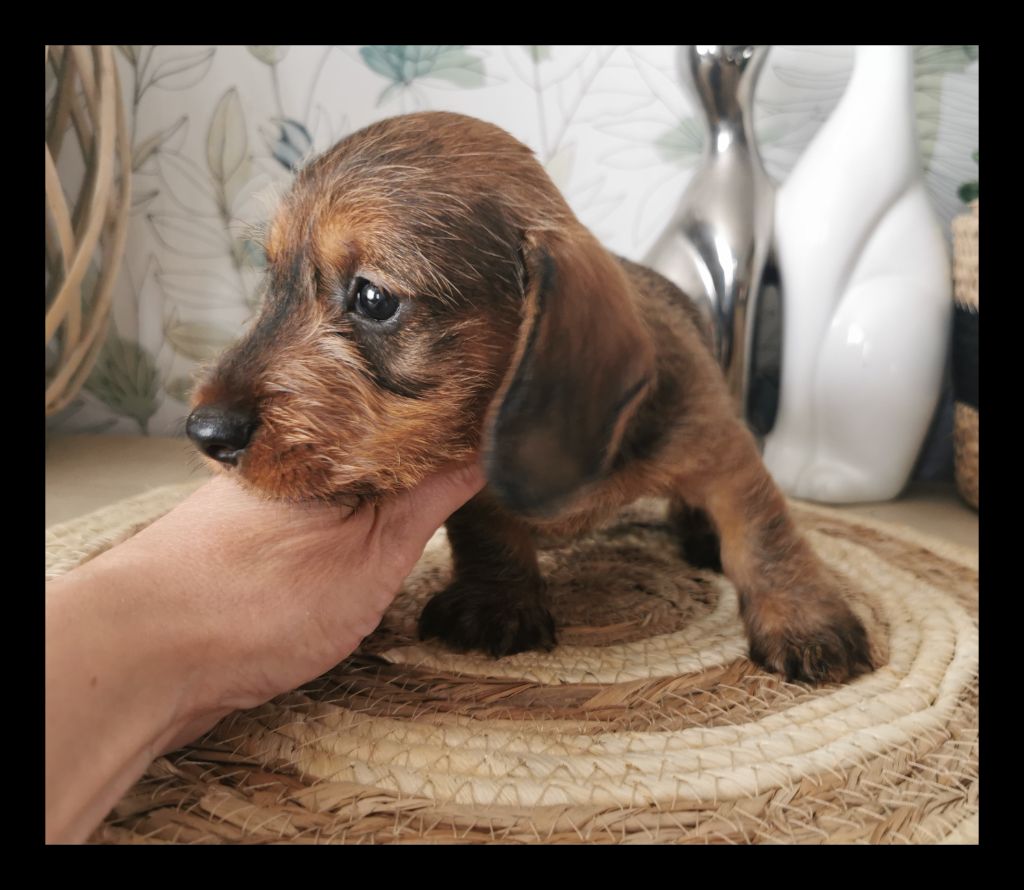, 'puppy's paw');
745,595,875,685
418,582,556,657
